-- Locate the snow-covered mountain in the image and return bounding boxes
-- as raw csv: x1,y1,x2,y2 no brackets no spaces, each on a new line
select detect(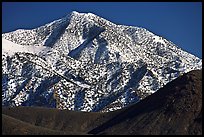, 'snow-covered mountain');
2,11,202,112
